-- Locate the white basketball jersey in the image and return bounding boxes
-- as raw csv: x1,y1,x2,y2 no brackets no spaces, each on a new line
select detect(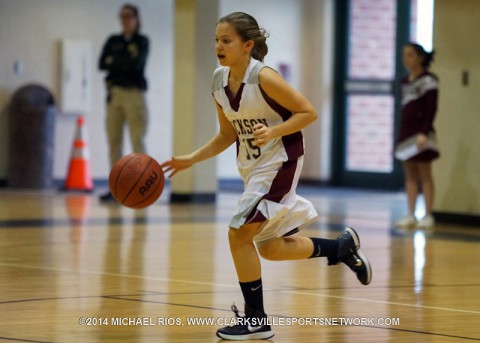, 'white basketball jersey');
212,58,304,177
